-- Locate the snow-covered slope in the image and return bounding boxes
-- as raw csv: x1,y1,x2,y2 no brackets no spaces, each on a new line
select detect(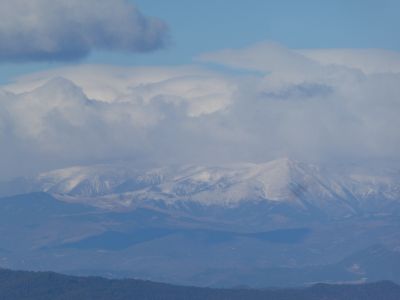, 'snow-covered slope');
2,158,400,217
33,158,322,203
